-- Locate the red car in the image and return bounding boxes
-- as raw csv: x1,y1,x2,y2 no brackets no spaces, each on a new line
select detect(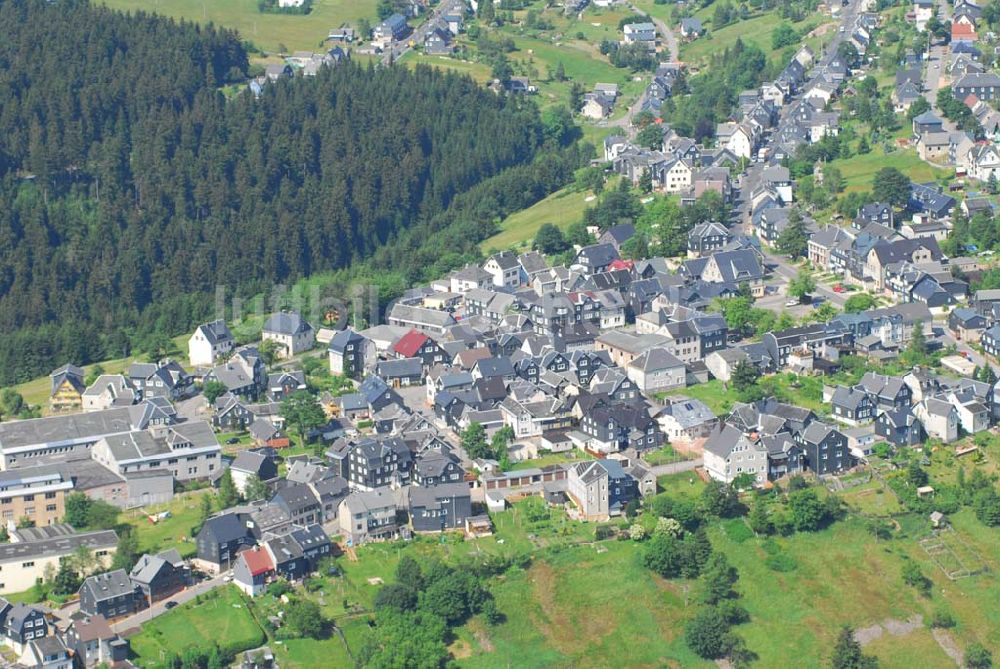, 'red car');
832,284,845,293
